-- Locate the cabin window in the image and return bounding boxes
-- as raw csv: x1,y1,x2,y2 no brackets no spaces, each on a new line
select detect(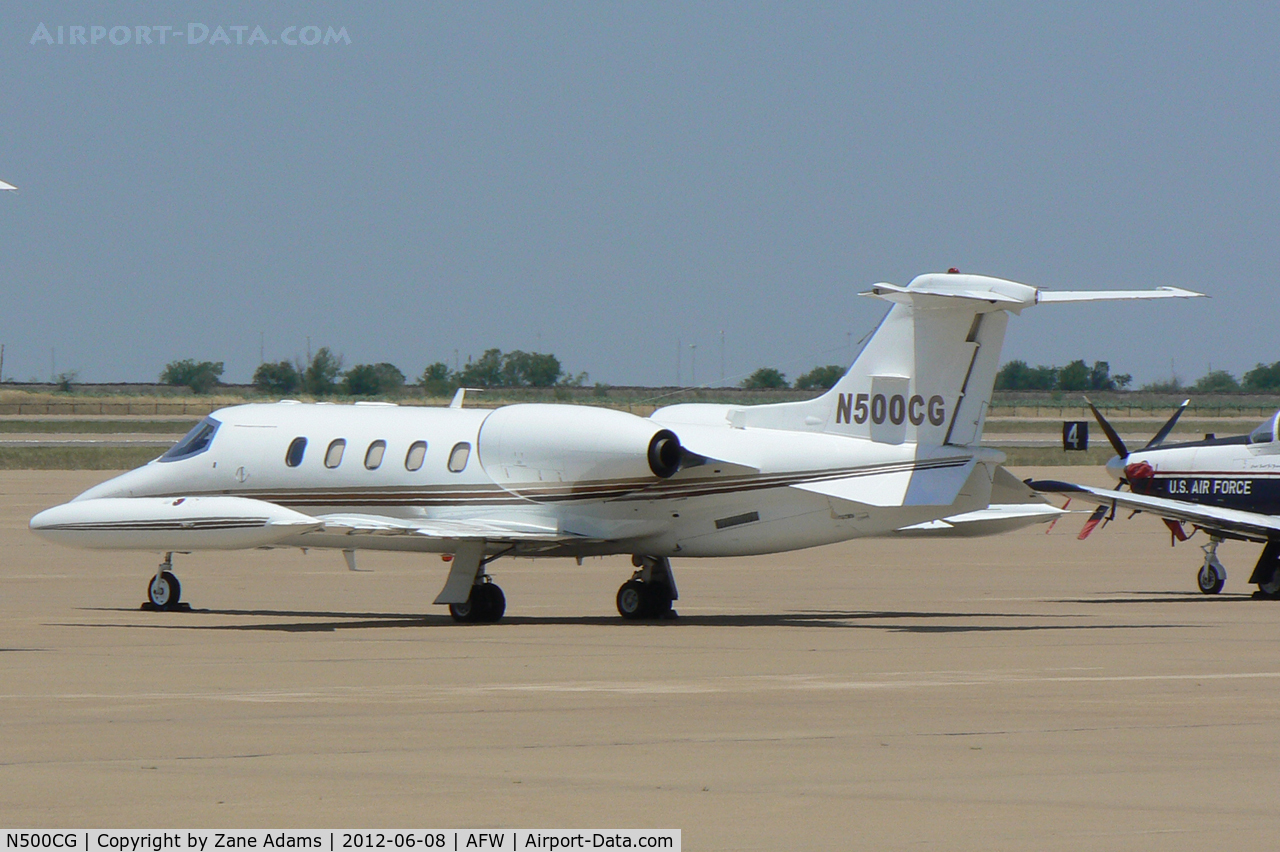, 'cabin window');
285,437,308,467
405,440,428,471
160,417,221,462
364,440,386,470
324,439,346,469
448,442,471,473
